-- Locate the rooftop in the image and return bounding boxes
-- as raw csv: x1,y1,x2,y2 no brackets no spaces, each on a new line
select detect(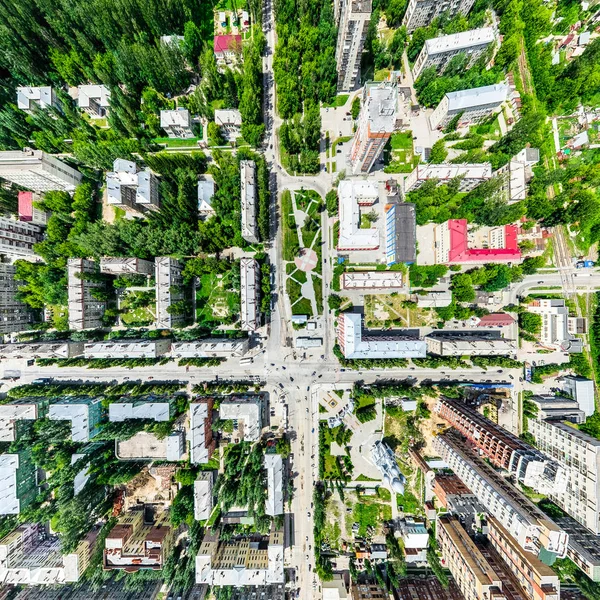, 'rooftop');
214,34,242,54
337,180,380,251
160,108,190,128
446,84,509,112
448,219,520,263
425,27,496,55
